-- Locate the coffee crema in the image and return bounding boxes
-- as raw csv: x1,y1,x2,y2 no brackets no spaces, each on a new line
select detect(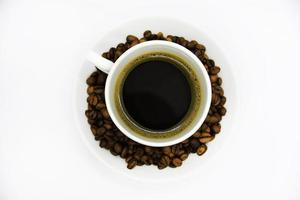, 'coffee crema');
114,52,203,139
